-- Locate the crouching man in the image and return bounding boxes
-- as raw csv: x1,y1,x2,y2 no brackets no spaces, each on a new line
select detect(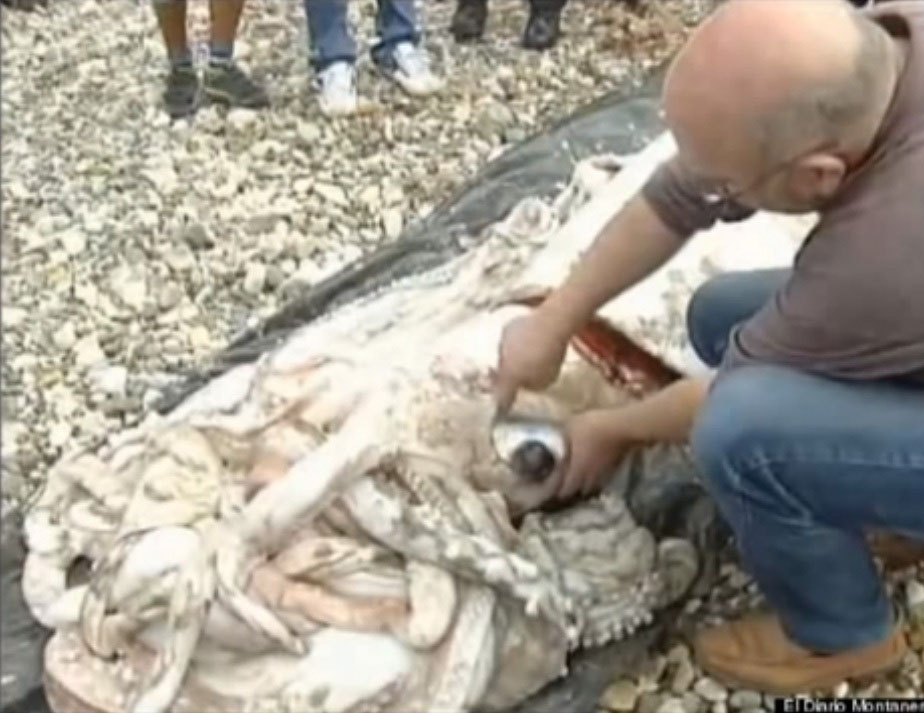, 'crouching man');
493,0,924,695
